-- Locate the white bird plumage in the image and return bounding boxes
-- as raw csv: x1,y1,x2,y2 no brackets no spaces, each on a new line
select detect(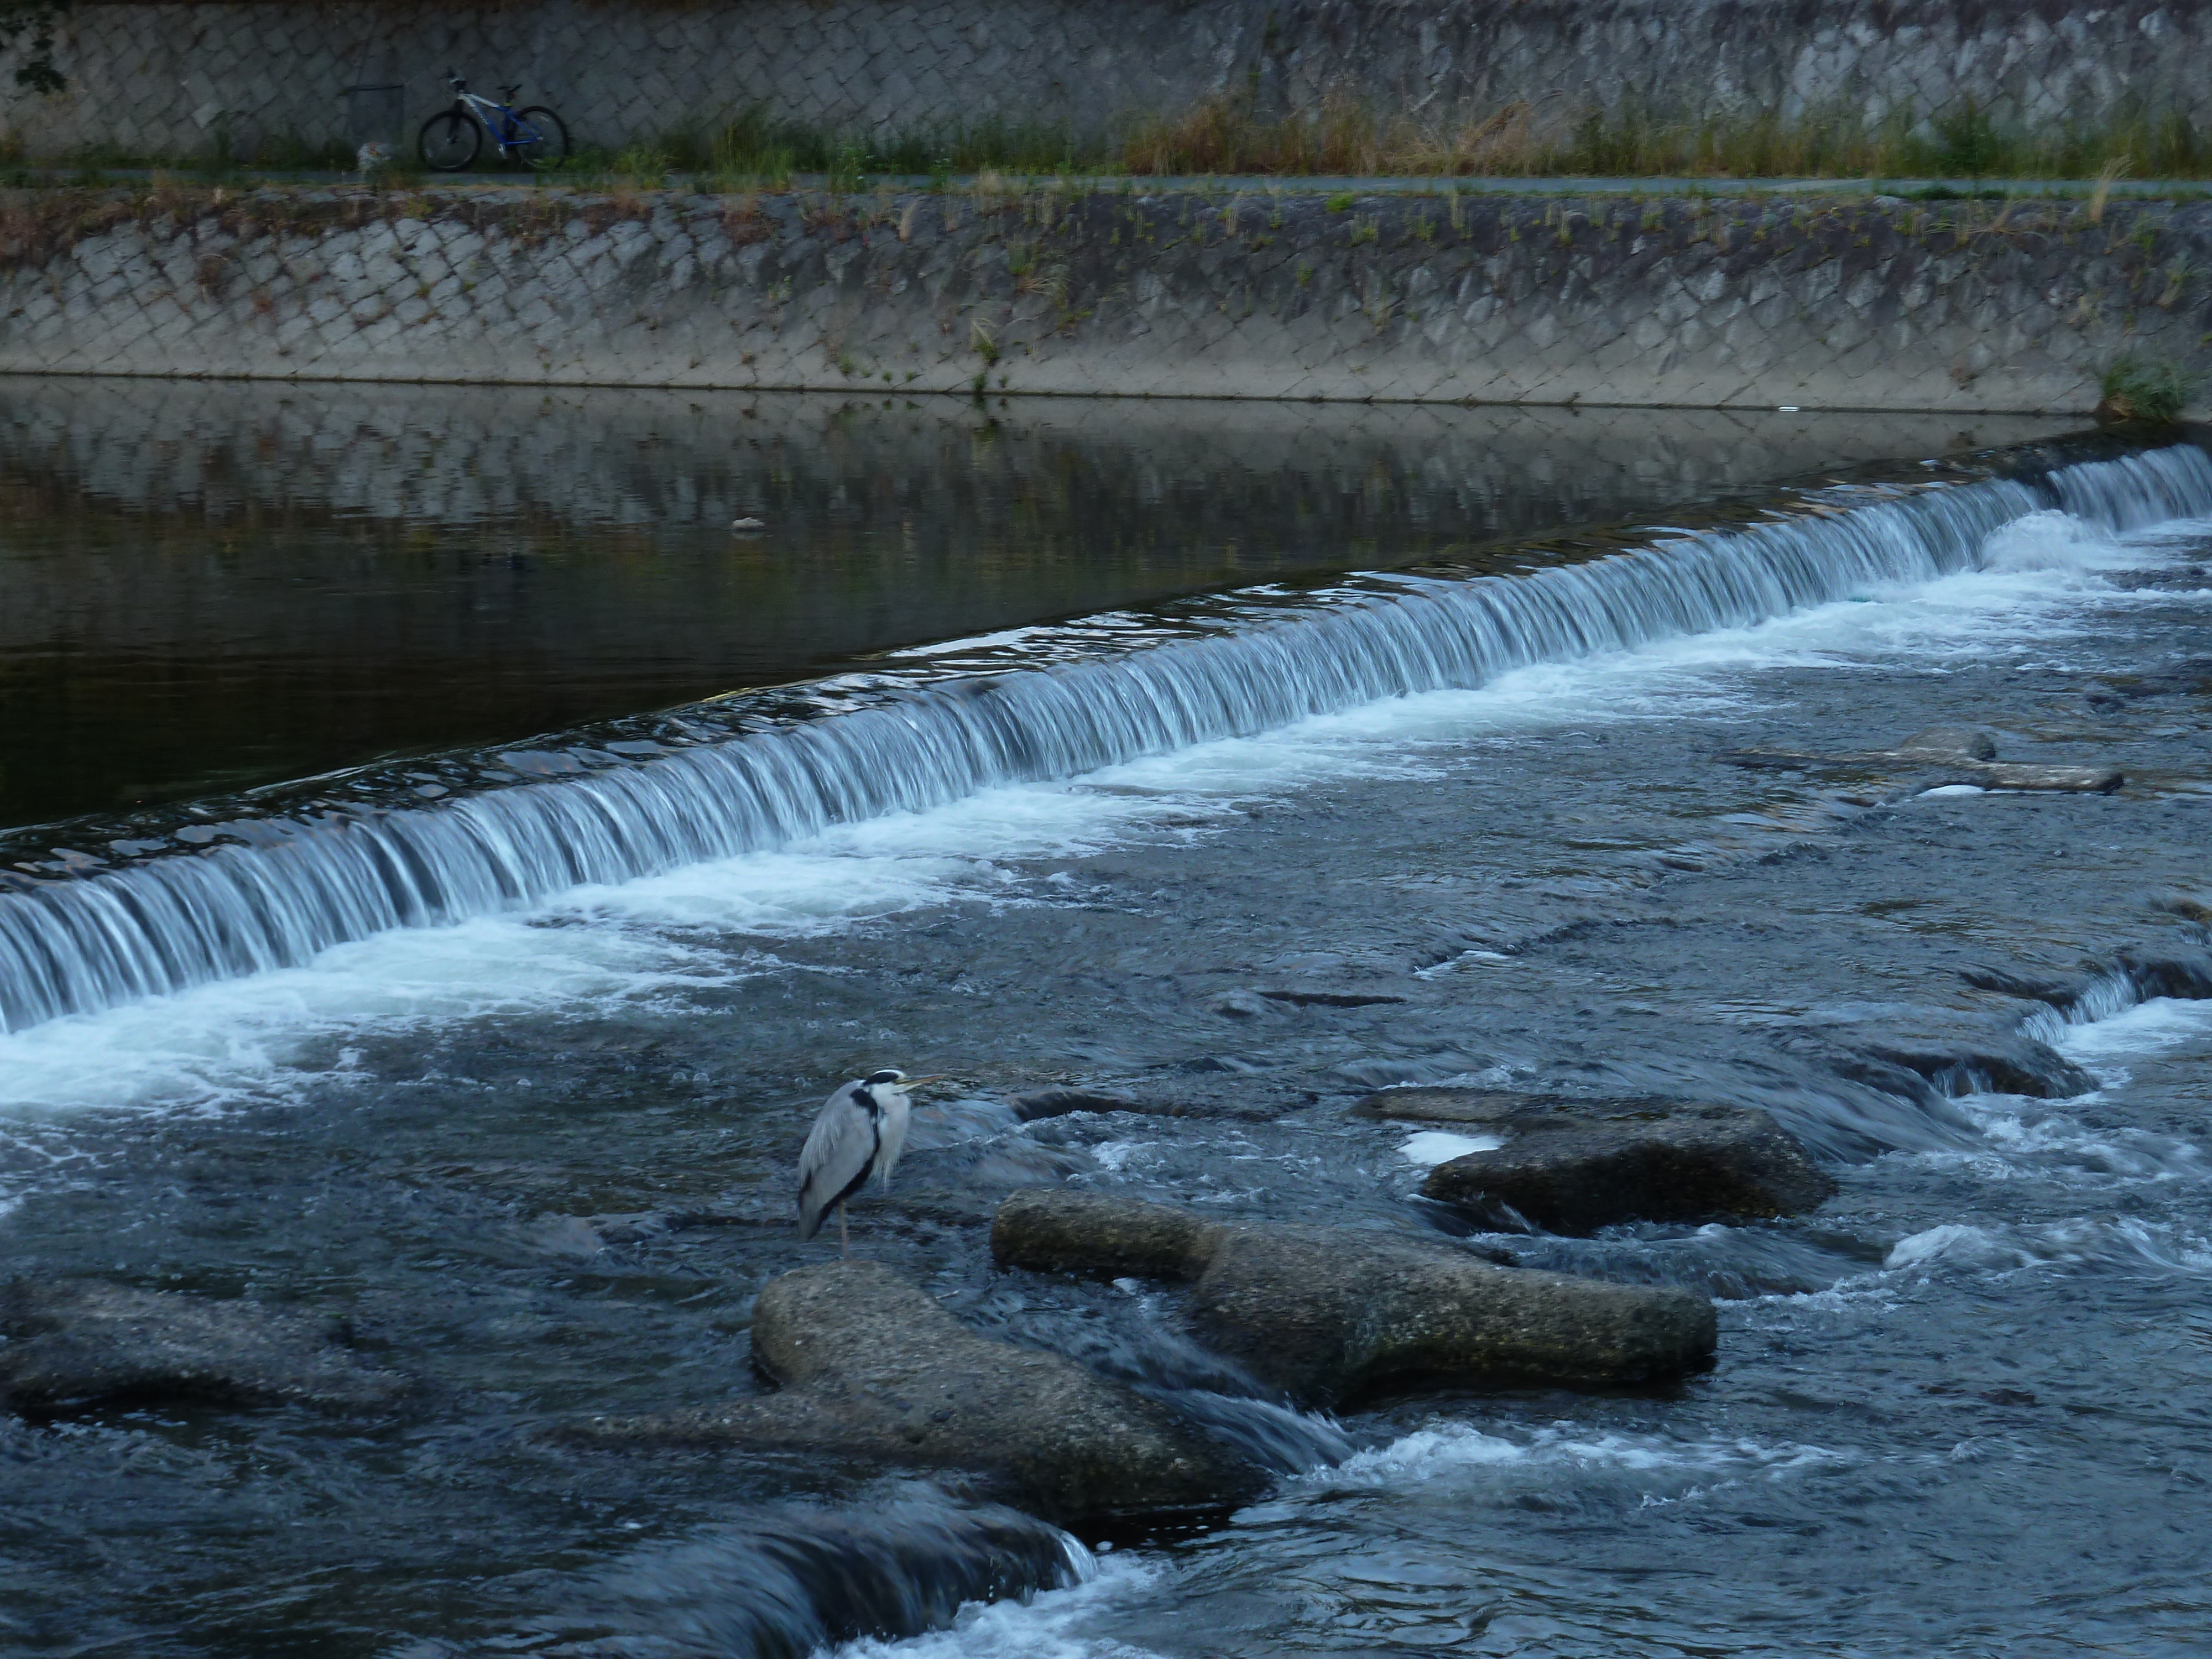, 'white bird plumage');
796,1067,915,1256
